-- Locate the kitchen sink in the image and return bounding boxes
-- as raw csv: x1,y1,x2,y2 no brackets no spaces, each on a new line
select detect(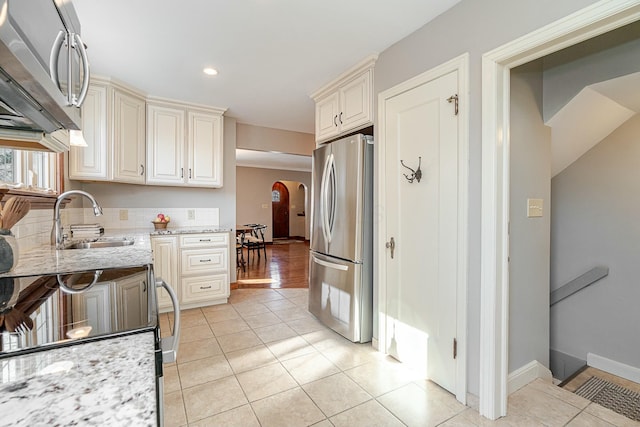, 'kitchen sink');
64,239,135,249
